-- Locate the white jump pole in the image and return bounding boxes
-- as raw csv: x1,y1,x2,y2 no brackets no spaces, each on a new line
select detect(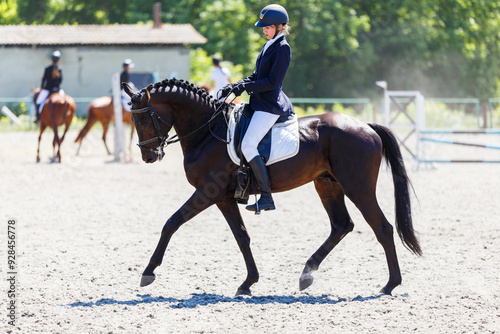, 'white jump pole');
415,91,425,165
375,81,389,127
1,106,22,126
111,72,124,162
